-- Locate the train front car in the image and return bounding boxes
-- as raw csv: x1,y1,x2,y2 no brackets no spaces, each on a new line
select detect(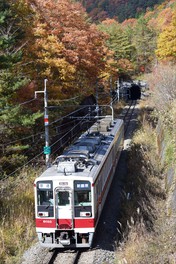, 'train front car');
34,116,124,248
34,173,94,248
